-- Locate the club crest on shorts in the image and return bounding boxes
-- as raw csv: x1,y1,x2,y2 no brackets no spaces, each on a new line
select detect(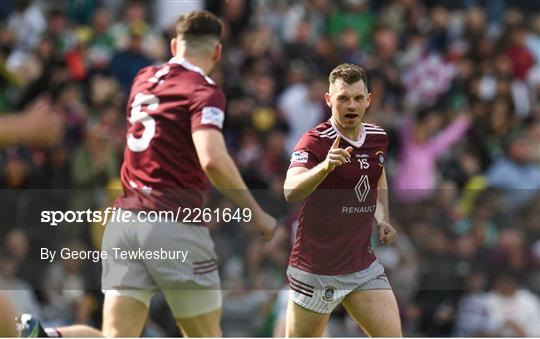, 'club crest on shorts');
322,286,336,302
